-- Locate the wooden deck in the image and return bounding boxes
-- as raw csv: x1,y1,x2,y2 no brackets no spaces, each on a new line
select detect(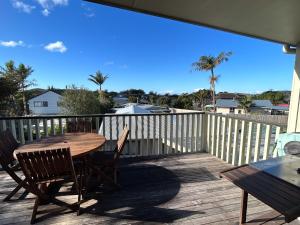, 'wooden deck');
0,153,299,225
